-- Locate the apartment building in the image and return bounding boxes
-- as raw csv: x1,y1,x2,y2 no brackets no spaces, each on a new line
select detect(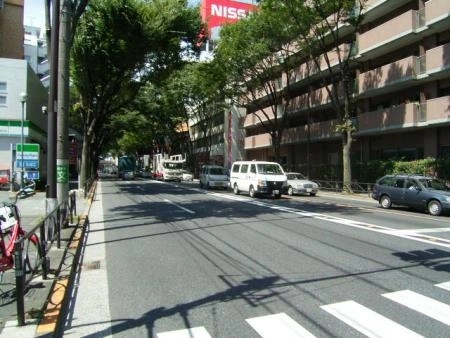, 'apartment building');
242,0,450,178
24,25,50,88
0,1,48,182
